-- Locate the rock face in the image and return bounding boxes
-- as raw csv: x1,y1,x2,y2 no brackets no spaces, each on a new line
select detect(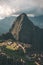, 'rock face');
10,13,34,41
10,13,43,51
